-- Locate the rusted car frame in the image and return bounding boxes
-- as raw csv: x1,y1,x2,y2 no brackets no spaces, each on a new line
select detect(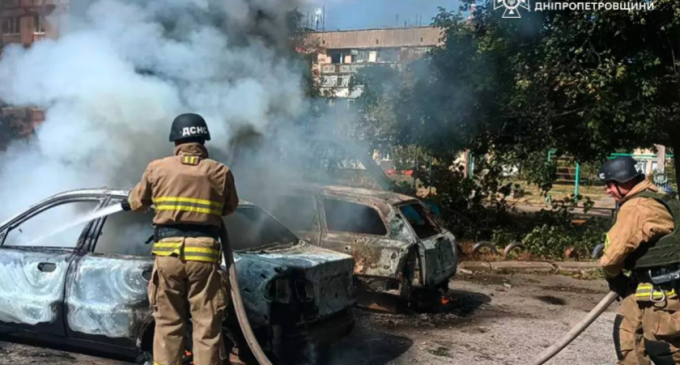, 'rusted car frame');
0,189,355,361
